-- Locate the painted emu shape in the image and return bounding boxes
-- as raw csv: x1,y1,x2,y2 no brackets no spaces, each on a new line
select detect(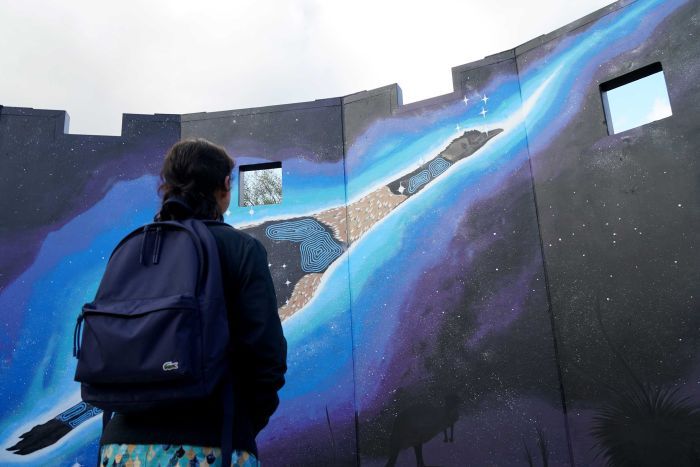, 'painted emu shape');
385,395,460,467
